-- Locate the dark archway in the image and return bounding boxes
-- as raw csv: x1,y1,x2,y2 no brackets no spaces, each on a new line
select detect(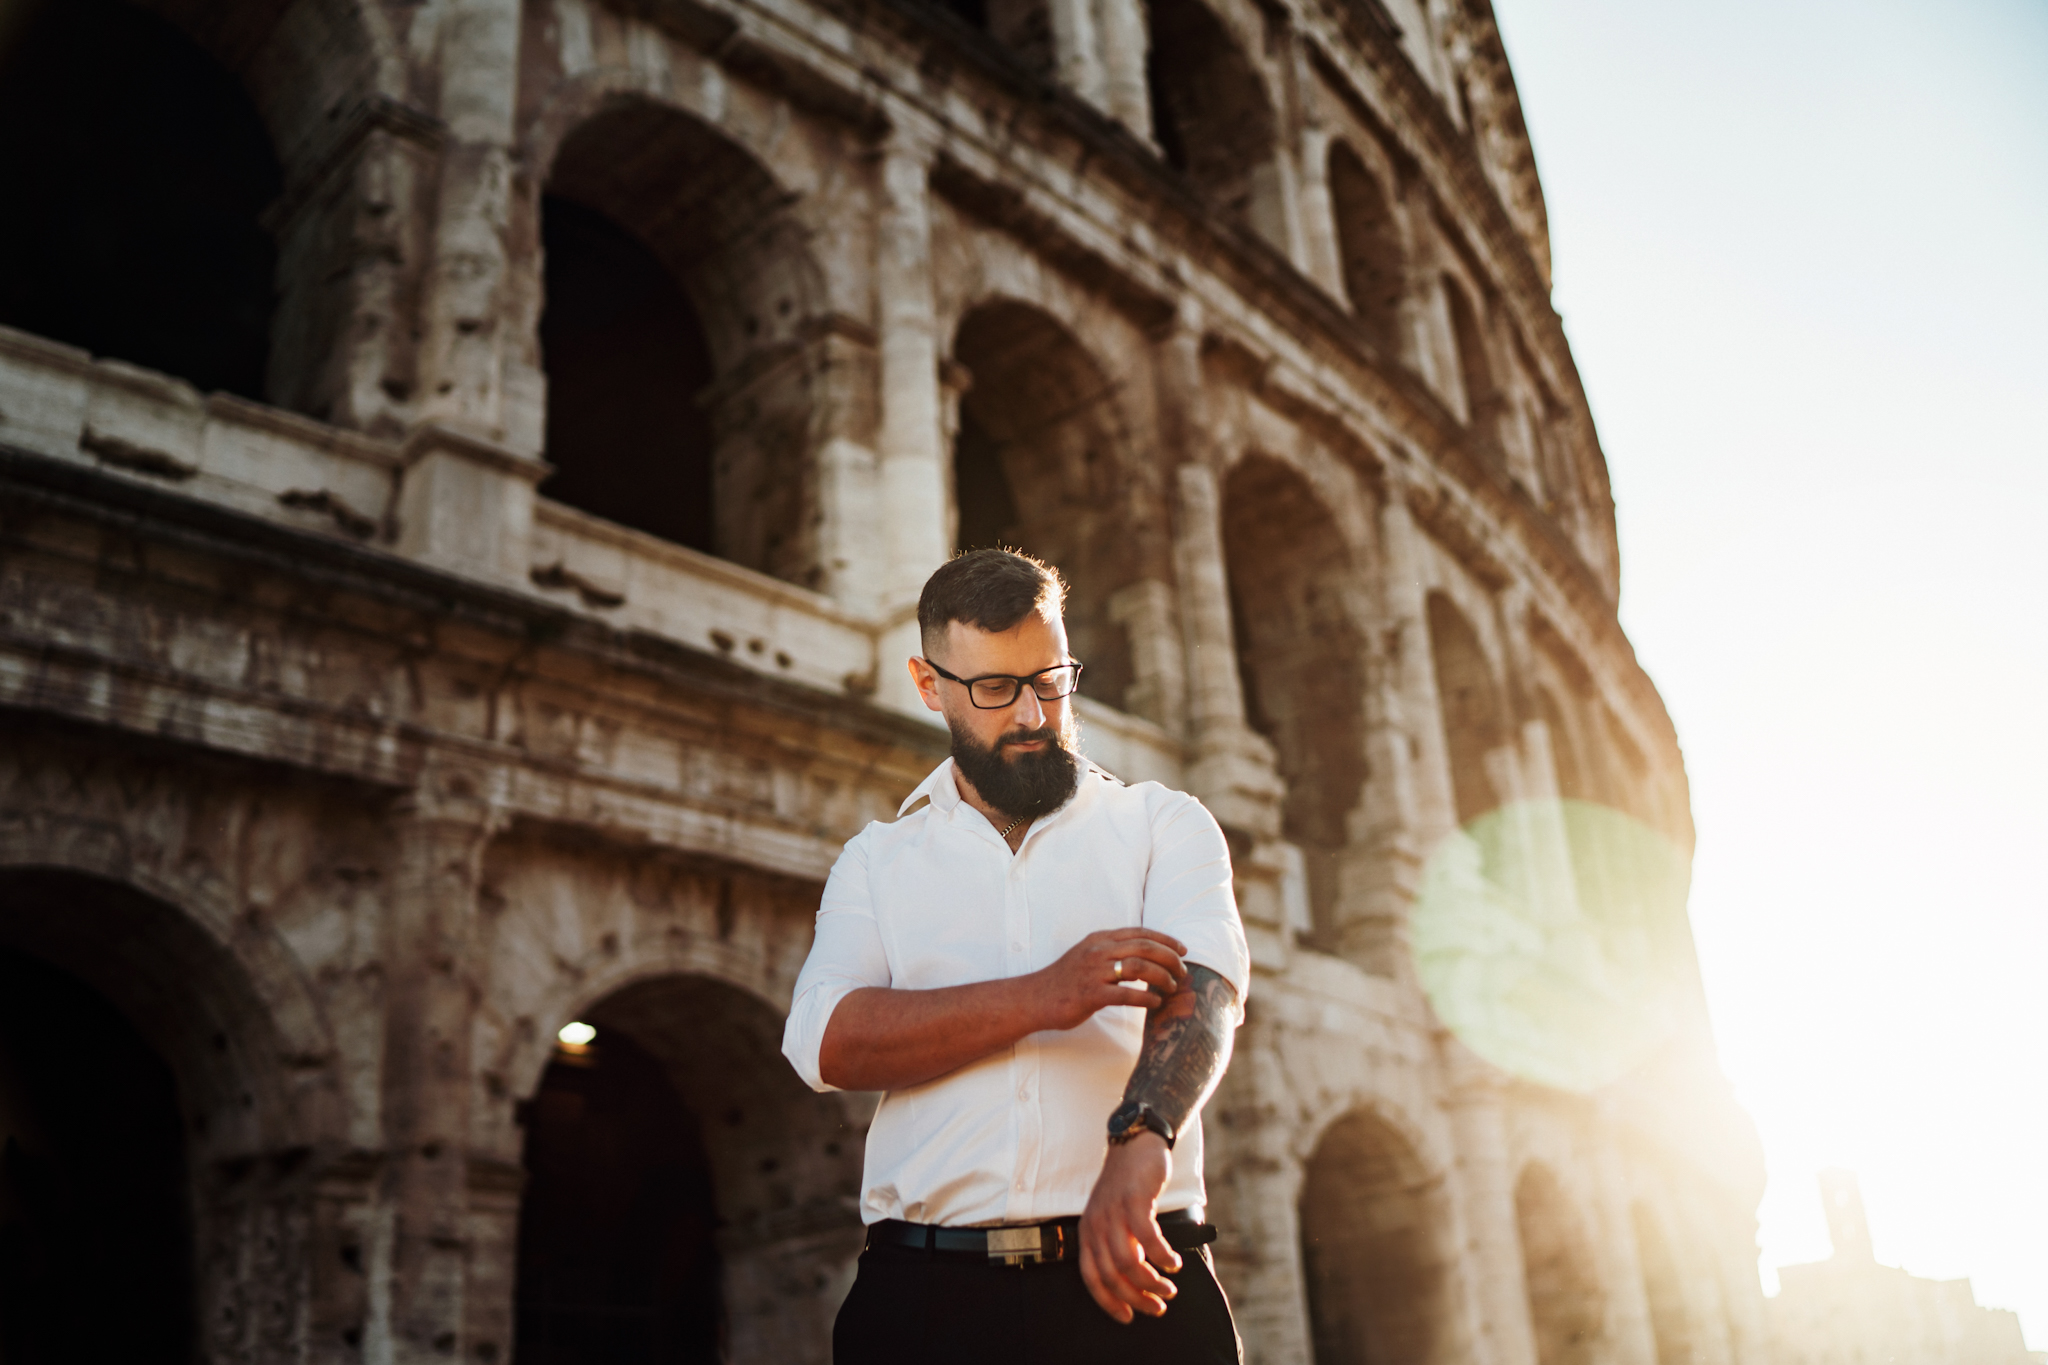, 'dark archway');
539,194,718,553
1515,1164,1606,1365
0,0,281,401
951,301,1157,715
1329,142,1405,354
516,1025,722,1364
1221,455,1368,945
1427,591,1506,828
0,945,194,1364
1299,1109,1456,1365
1144,0,1283,243
519,973,866,1365
542,100,825,585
